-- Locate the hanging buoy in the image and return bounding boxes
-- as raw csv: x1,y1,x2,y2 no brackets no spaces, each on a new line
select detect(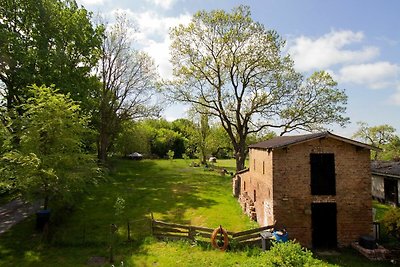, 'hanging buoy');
210,225,229,251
